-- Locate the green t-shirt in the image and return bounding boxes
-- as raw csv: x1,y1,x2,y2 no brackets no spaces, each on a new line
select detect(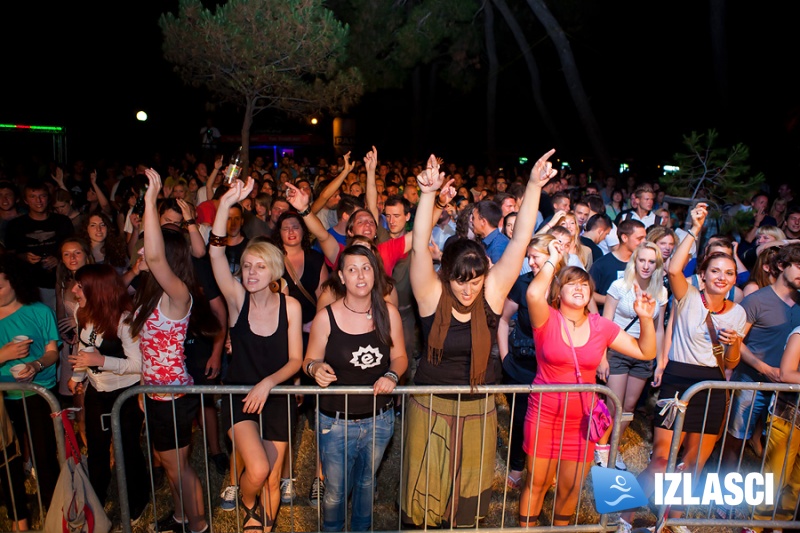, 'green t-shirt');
0,302,58,399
